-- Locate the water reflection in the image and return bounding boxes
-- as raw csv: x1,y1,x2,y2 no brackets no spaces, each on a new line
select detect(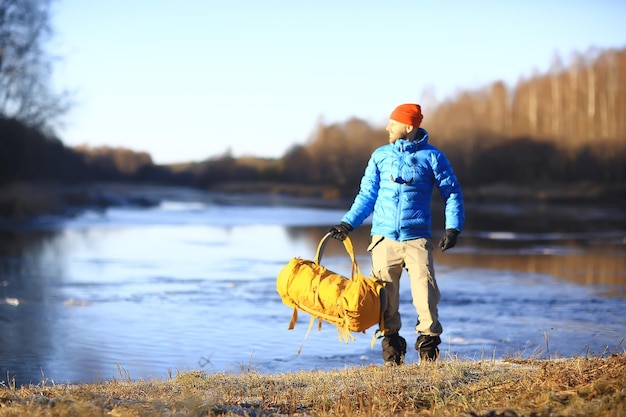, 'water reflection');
0,230,64,386
291,226,626,289
438,237,626,289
